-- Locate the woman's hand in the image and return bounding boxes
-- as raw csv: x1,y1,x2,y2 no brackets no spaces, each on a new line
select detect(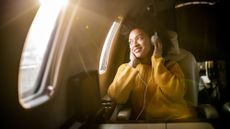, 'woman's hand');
128,51,139,67
153,38,163,57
